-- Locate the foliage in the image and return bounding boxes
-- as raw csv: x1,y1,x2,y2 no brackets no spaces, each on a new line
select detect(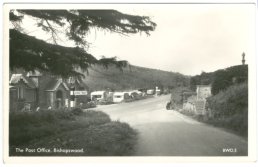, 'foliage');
206,82,248,118
10,122,137,156
83,65,190,91
97,100,114,105
169,87,192,105
71,107,83,115
10,10,156,79
190,71,213,91
9,109,137,156
211,65,248,95
190,65,248,95
9,109,110,146
78,101,97,109
206,82,248,137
